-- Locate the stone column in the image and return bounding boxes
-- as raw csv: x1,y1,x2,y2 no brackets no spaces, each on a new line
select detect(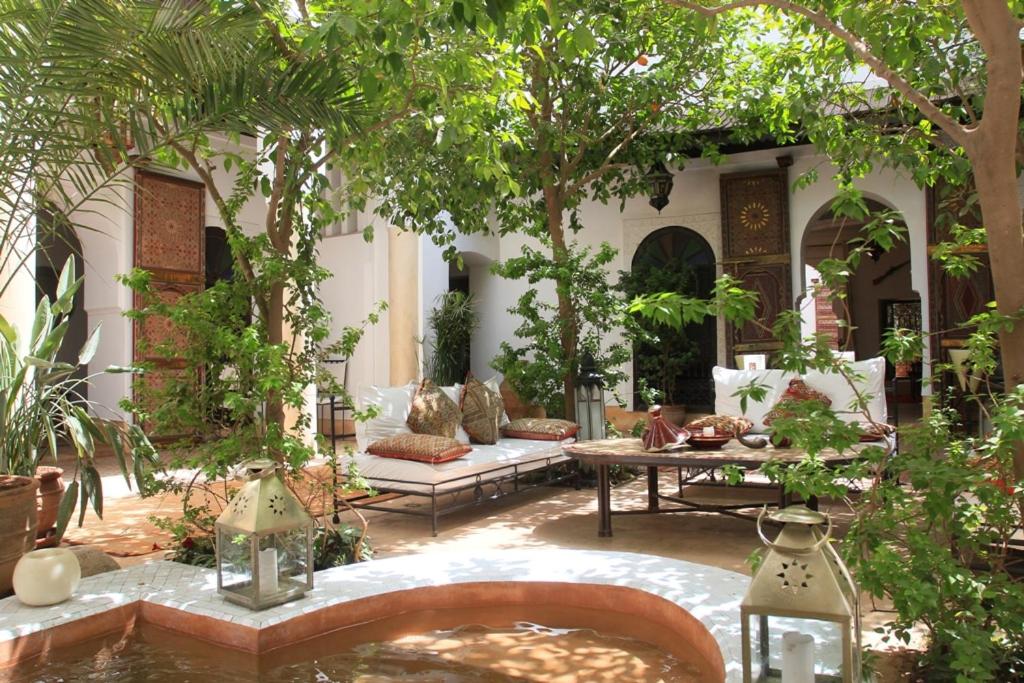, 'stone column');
388,228,420,385
0,203,37,354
